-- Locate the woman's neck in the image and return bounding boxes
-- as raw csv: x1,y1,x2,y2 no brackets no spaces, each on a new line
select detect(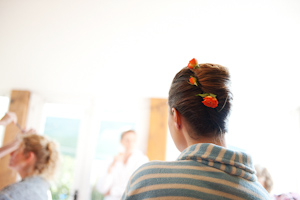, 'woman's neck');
19,166,35,179
180,121,226,148
185,133,226,148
